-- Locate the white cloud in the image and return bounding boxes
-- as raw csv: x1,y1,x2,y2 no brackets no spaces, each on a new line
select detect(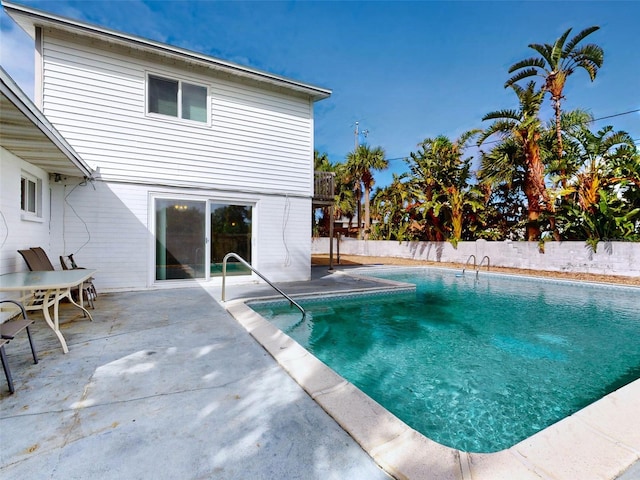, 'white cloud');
0,11,35,99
